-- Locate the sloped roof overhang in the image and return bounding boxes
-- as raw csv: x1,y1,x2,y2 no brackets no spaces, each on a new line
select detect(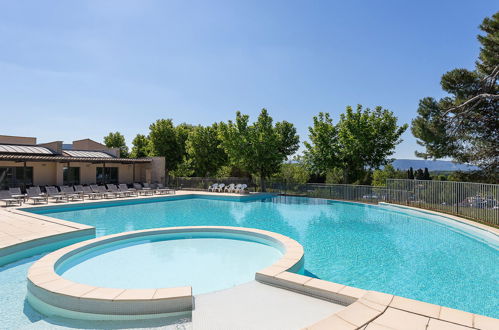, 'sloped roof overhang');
0,154,152,163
